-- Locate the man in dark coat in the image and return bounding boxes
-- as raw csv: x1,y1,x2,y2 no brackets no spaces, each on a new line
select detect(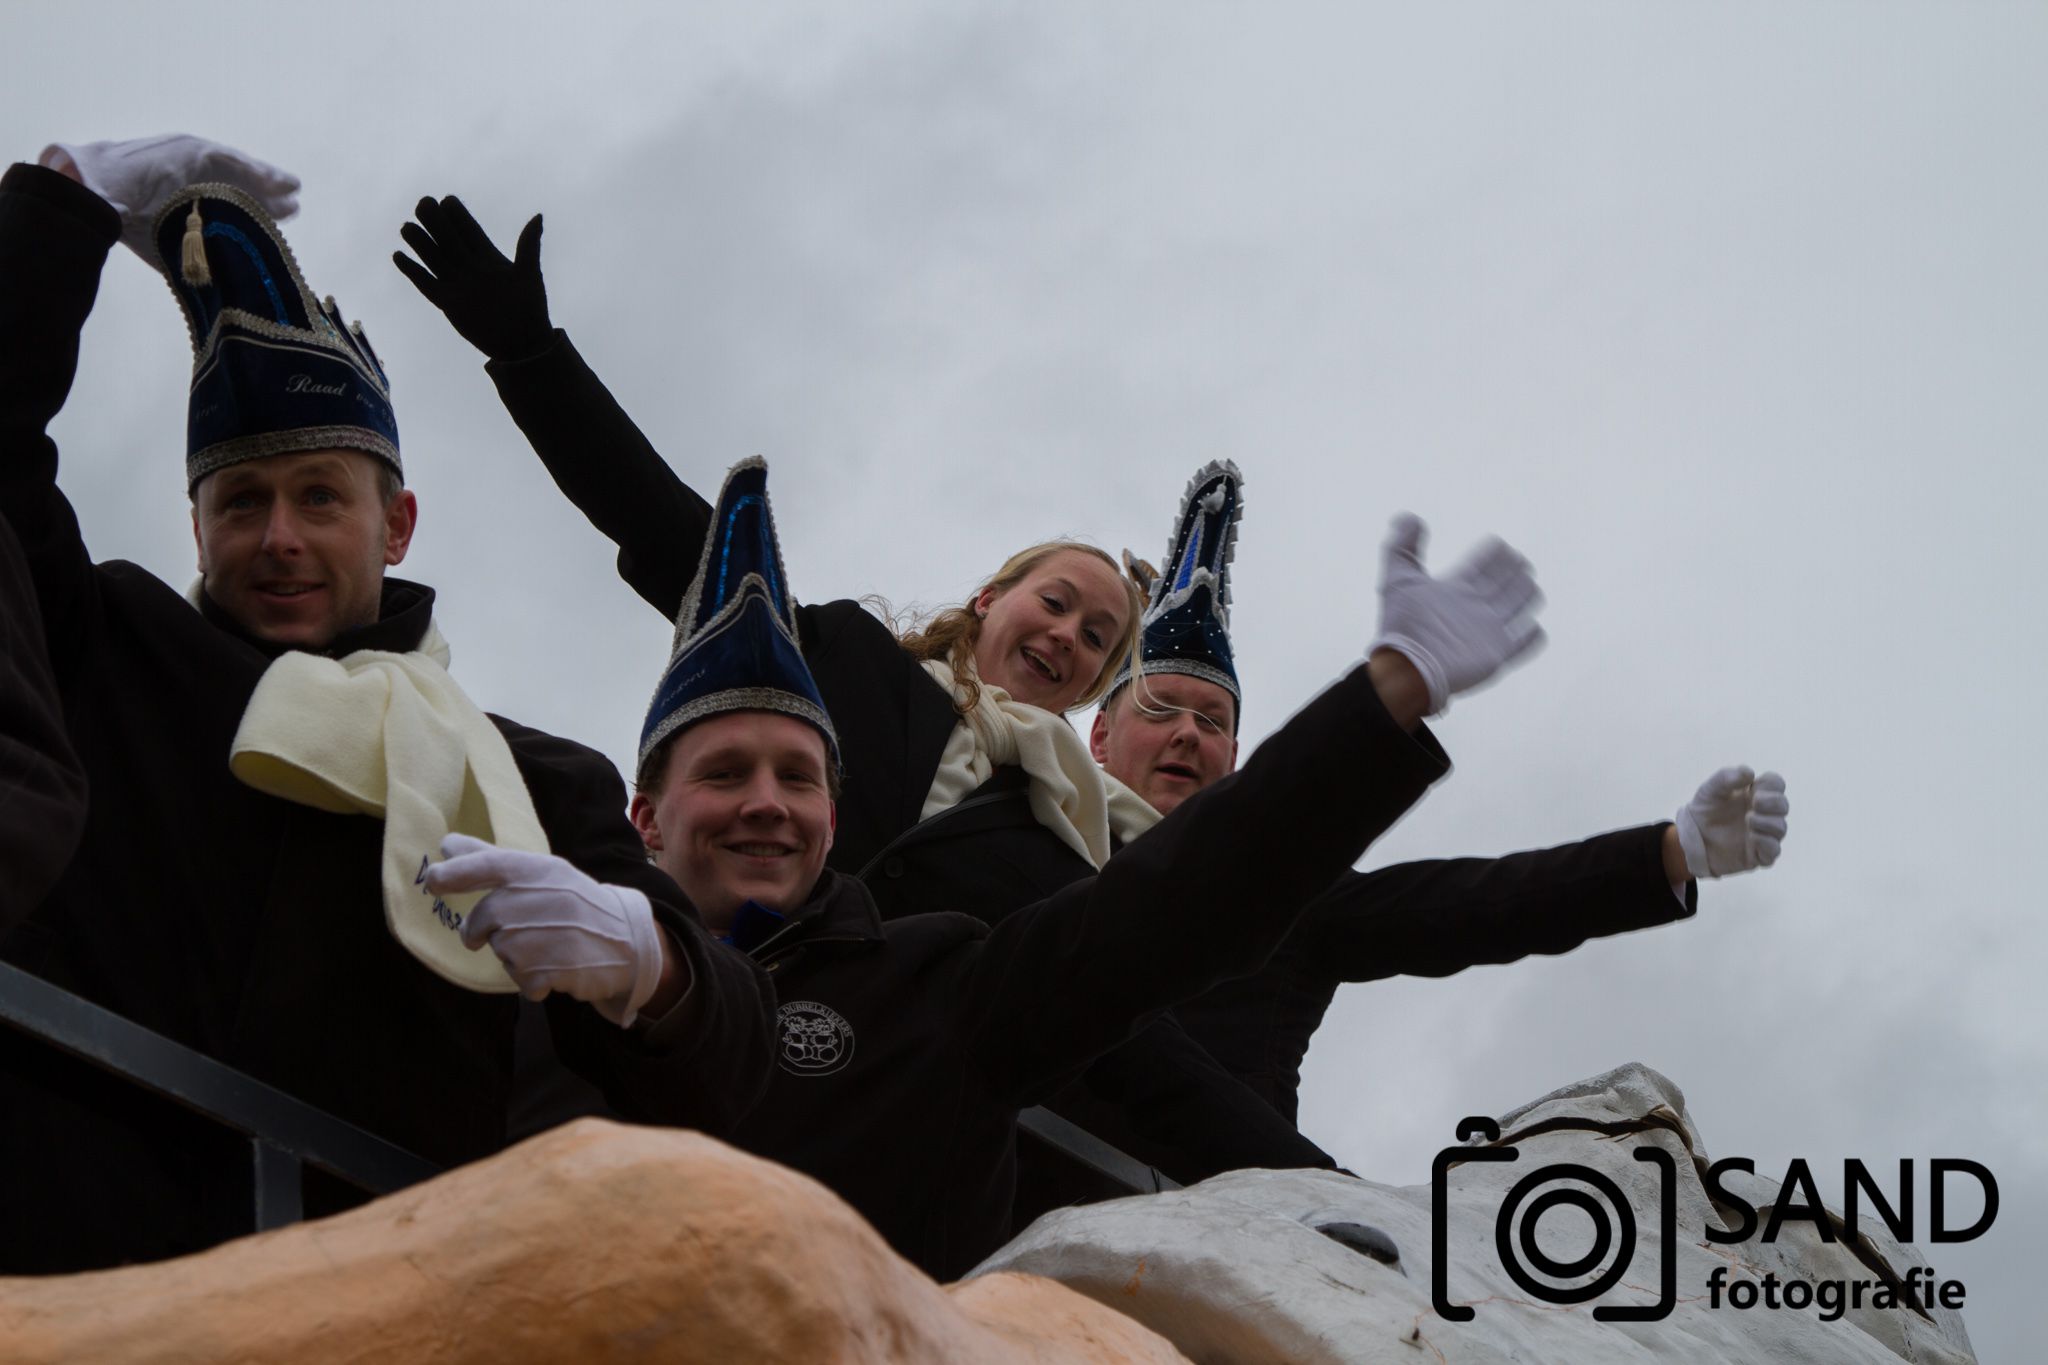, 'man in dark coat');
0,138,774,1274
508,455,1548,1280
